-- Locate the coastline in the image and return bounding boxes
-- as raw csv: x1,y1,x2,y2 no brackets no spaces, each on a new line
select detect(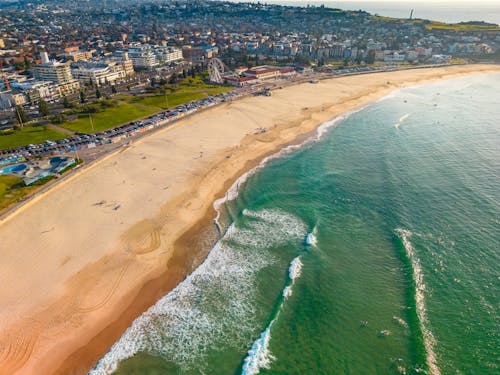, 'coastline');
0,65,499,375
